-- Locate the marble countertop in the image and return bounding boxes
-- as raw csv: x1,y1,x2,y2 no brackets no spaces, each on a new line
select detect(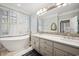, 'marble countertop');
32,33,79,48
